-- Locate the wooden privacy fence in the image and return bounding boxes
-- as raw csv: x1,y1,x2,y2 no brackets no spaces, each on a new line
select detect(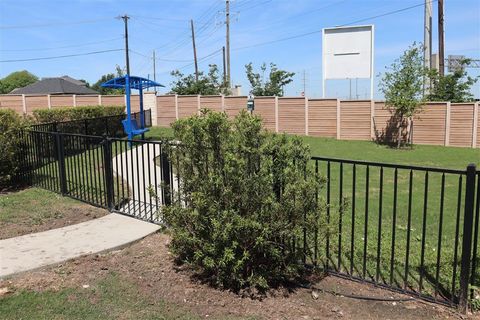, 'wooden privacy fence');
1,93,479,148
